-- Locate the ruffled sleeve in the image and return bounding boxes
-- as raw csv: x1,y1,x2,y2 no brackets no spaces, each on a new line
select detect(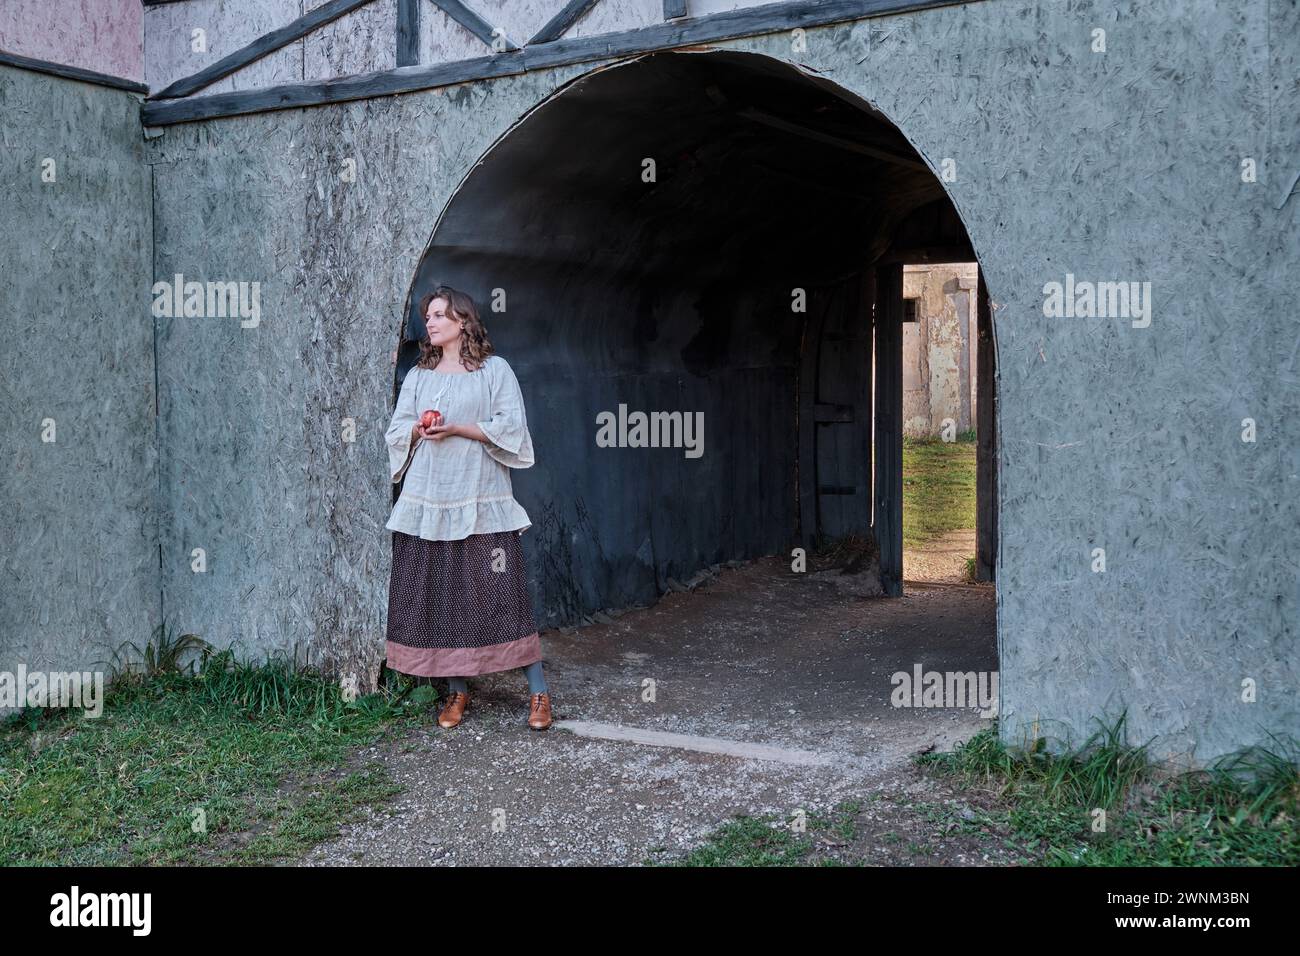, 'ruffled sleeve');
477,356,535,469
385,368,421,483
